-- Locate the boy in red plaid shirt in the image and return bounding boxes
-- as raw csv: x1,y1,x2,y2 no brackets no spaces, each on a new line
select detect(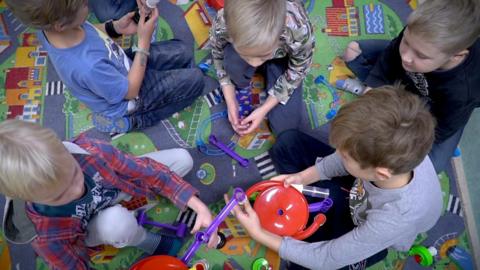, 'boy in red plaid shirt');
0,120,217,269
